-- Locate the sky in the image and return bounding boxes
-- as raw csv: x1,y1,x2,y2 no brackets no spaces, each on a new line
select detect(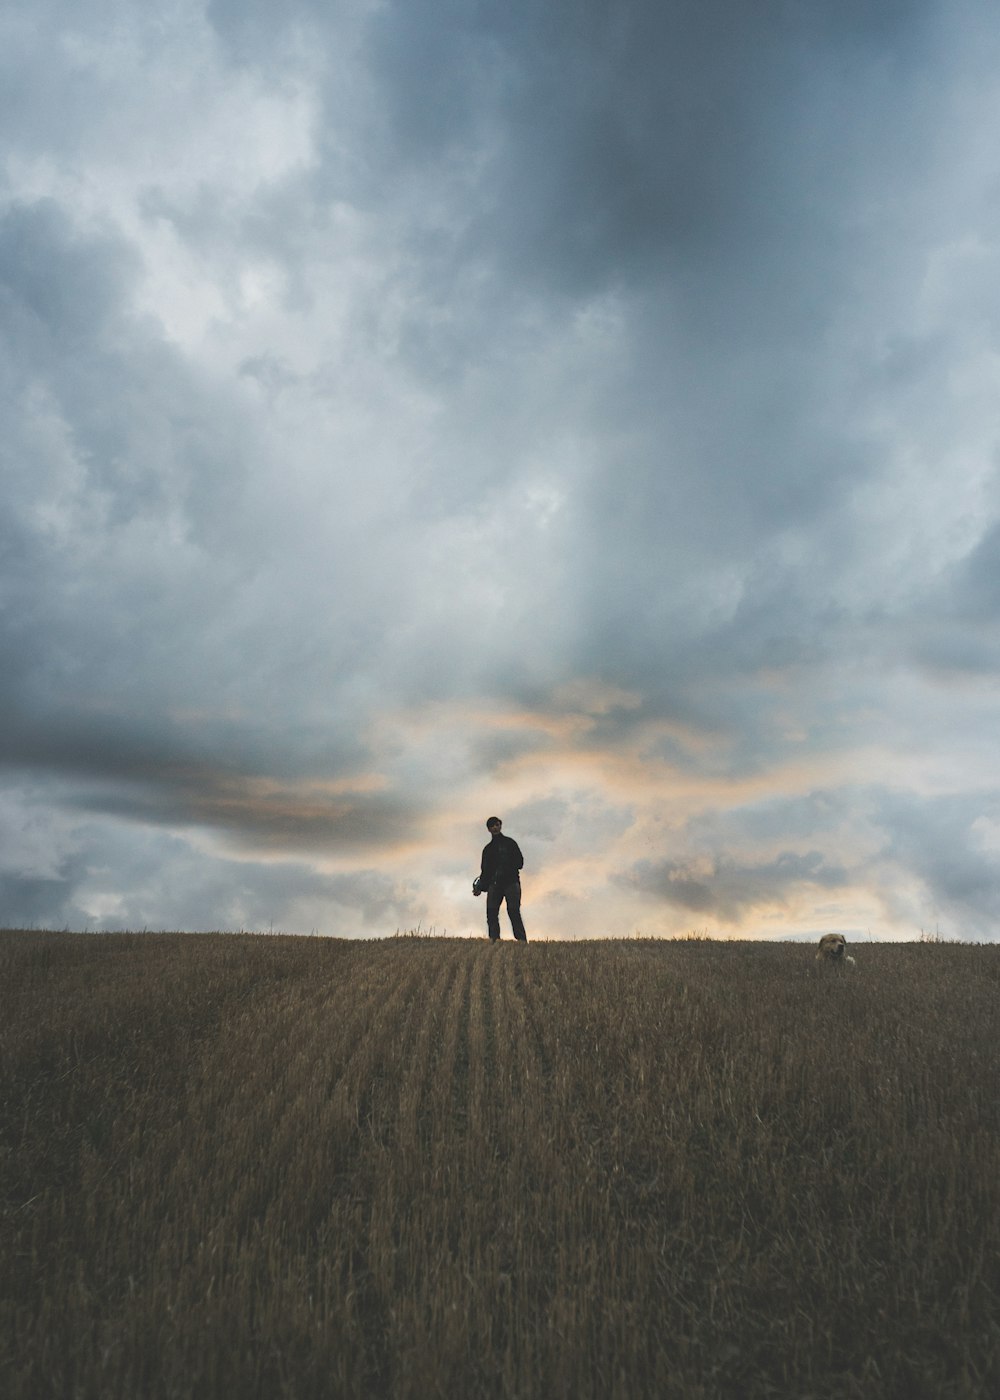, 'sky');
3,0,1000,941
